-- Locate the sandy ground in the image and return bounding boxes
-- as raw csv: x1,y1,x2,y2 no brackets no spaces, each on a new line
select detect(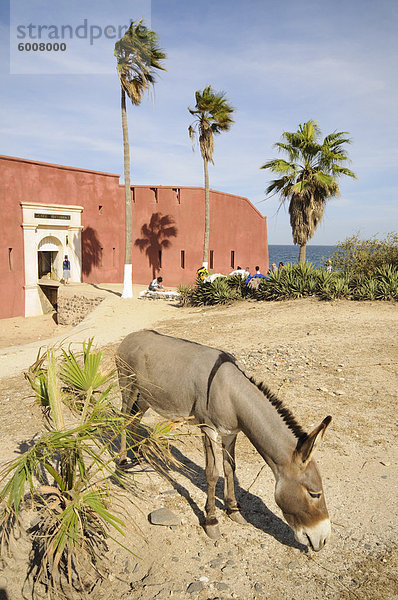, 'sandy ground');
0,284,180,378
0,295,397,599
